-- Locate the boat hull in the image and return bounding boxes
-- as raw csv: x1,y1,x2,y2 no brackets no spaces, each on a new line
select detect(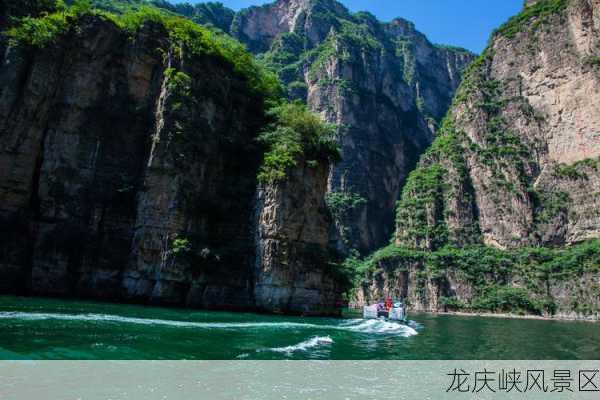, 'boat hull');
363,304,407,322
